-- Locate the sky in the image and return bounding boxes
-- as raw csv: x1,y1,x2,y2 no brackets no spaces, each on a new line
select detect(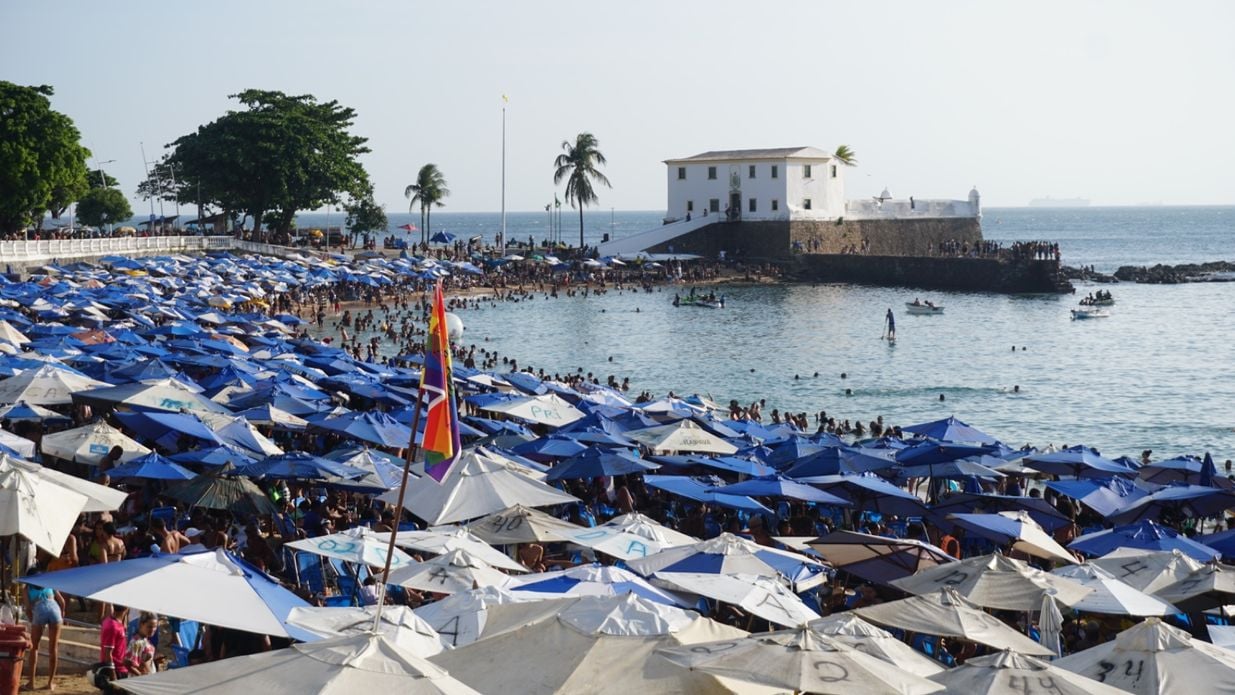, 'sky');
4,1,1233,212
